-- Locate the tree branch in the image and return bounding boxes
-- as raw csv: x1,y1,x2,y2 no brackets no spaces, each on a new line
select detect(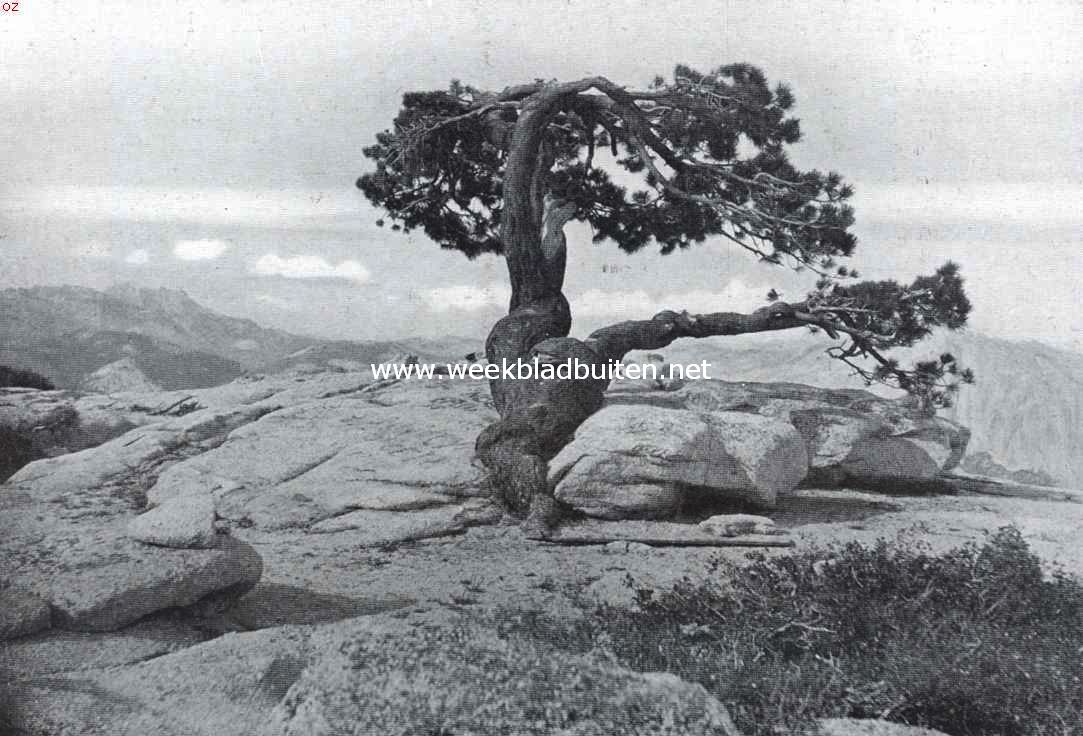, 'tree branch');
584,301,809,362
583,299,966,413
